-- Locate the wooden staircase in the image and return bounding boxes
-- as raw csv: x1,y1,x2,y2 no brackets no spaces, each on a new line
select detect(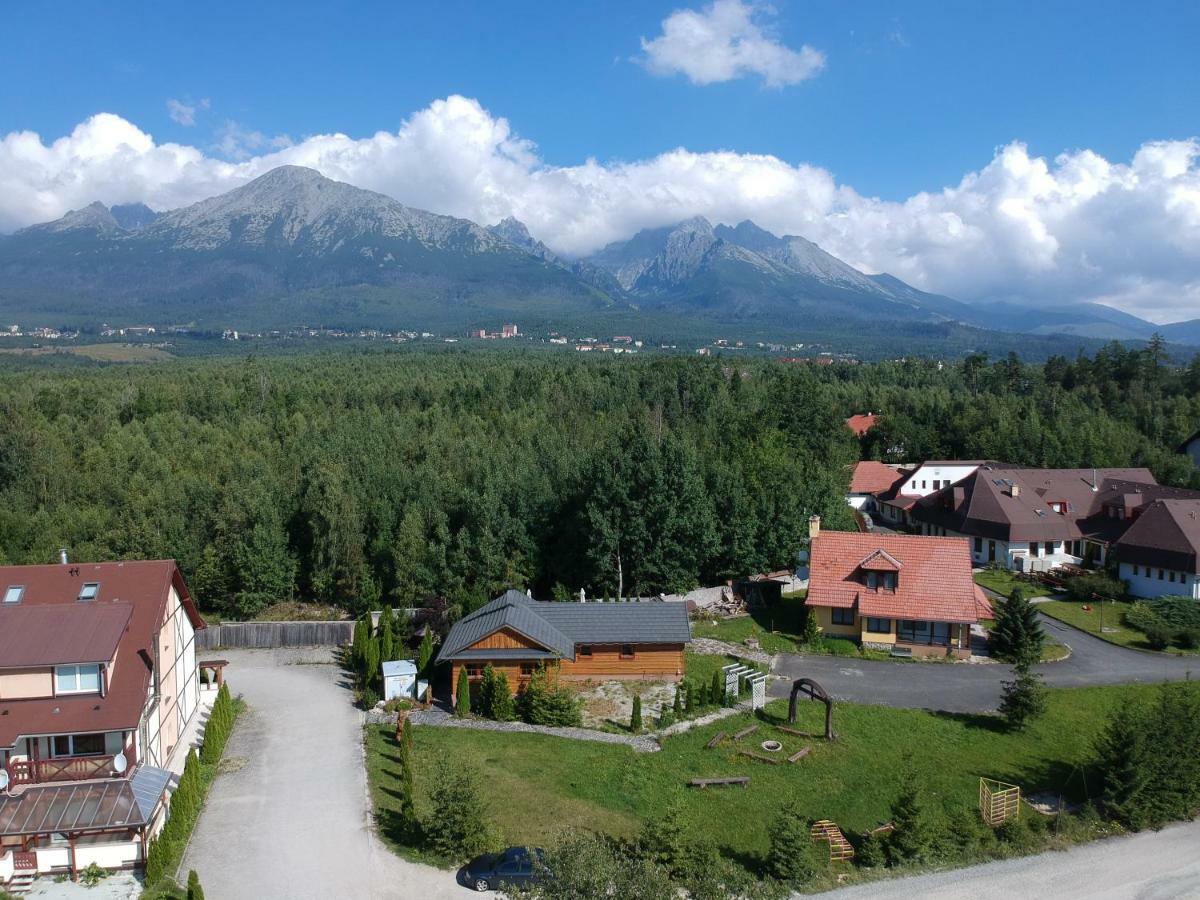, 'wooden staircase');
810,819,855,862
6,852,37,894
